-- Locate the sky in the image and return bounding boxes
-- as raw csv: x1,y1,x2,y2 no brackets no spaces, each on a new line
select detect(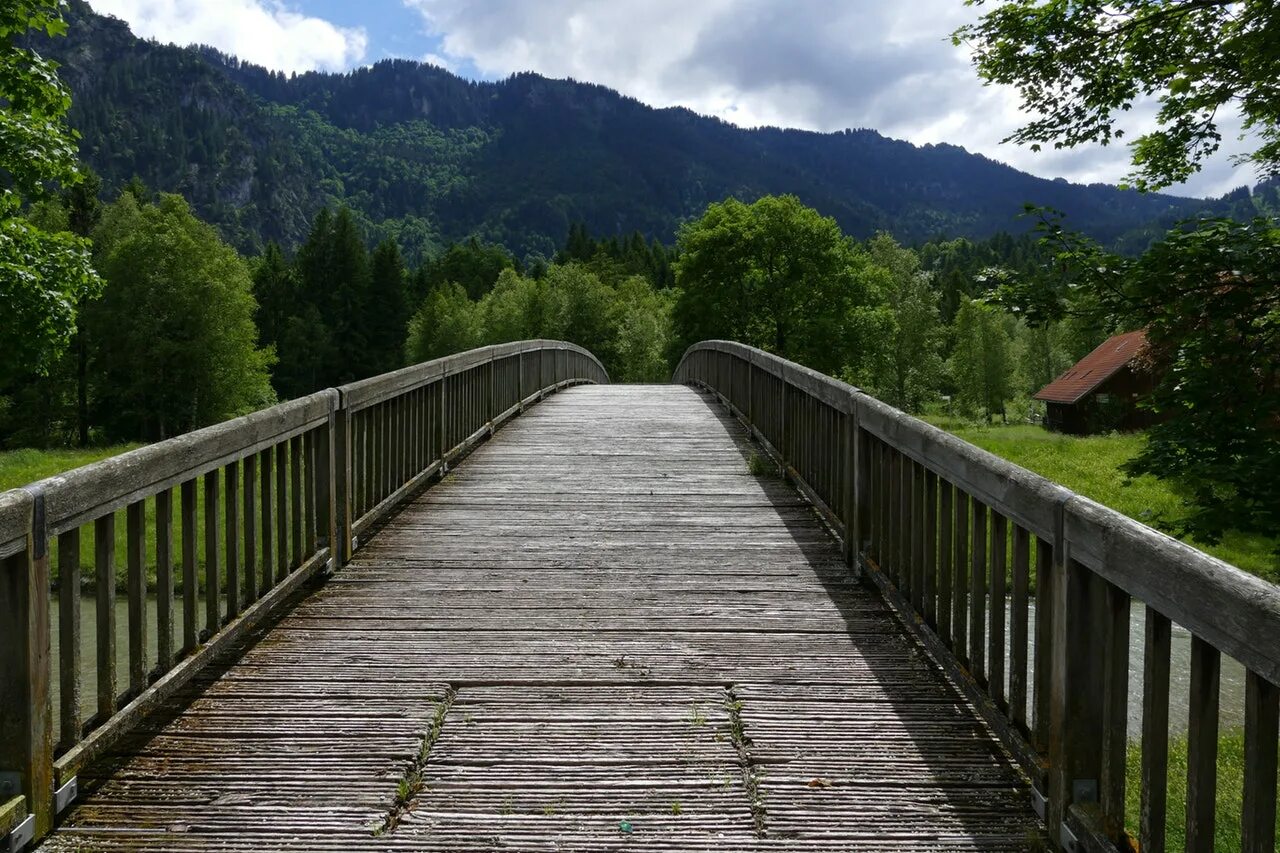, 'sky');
86,0,1259,200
